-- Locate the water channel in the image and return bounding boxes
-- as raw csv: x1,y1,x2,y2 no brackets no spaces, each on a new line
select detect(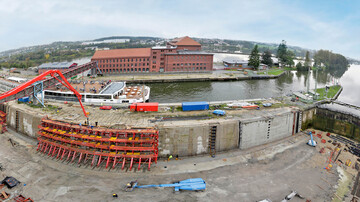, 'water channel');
148,65,360,106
